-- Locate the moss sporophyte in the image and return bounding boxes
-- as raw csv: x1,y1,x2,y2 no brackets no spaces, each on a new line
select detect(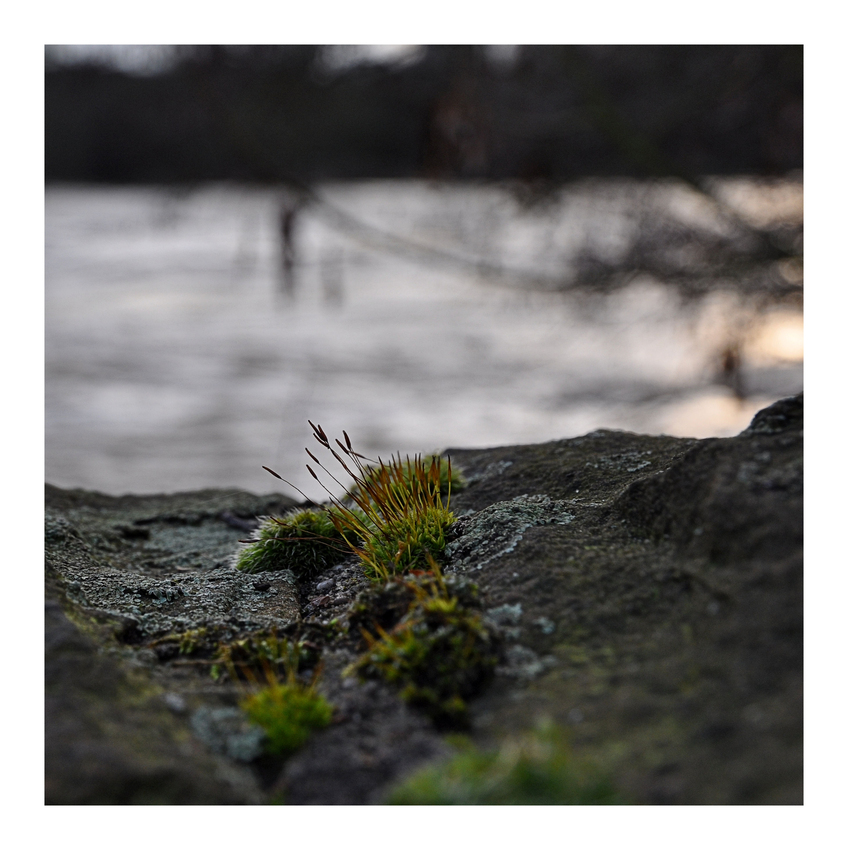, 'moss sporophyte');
236,424,495,727
237,422,462,581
